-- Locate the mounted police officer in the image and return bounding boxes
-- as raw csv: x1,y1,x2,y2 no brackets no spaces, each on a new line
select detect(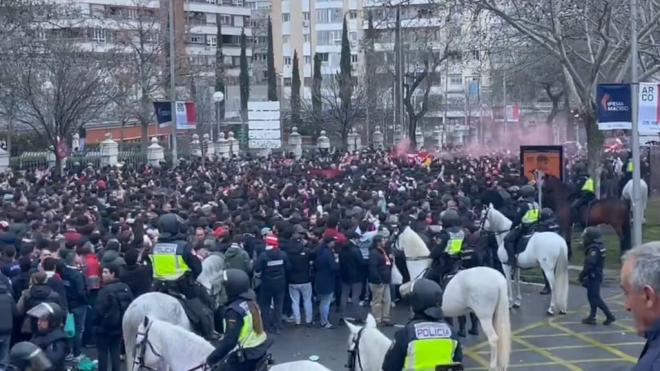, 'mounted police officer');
504,185,539,268
579,227,616,326
206,269,270,371
382,278,462,371
428,210,465,286
537,208,560,233
150,213,216,339
571,174,596,225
